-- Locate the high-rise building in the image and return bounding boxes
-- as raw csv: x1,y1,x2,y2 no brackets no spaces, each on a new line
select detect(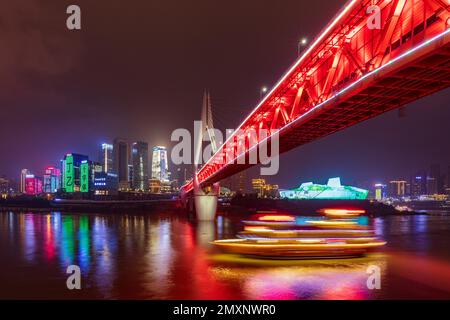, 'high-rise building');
236,171,247,193
90,161,103,181
410,172,427,197
0,177,11,196
43,166,61,193
113,138,129,190
374,183,386,200
100,143,114,174
405,182,411,196
429,164,443,194
151,146,170,182
132,142,149,191
222,170,247,194
20,169,30,193
93,171,119,196
128,164,134,189
61,153,89,193
25,174,42,195
426,177,438,195
388,180,407,197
